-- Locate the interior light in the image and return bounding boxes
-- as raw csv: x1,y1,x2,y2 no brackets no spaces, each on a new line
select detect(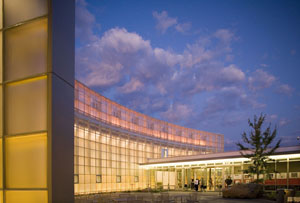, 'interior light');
140,153,300,169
